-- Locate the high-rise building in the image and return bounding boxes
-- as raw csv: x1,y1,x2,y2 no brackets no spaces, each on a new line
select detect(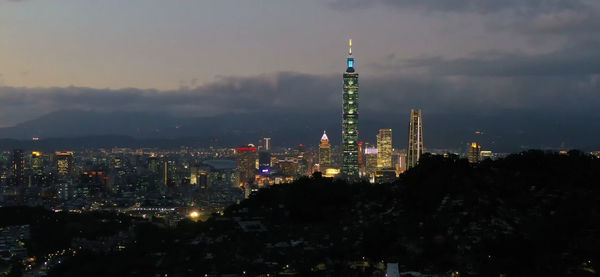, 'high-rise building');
480,150,493,160
190,167,199,185
258,150,271,175
148,156,159,173
277,158,299,176
263,137,271,151
31,151,43,177
163,160,177,186
194,170,208,189
56,151,74,175
319,131,331,167
12,149,25,188
377,129,393,168
407,109,424,169
374,169,397,184
364,147,378,181
468,142,482,163
394,152,407,174
30,151,44,187
237,145,258,186
358,141,365,176
342,39,359,179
